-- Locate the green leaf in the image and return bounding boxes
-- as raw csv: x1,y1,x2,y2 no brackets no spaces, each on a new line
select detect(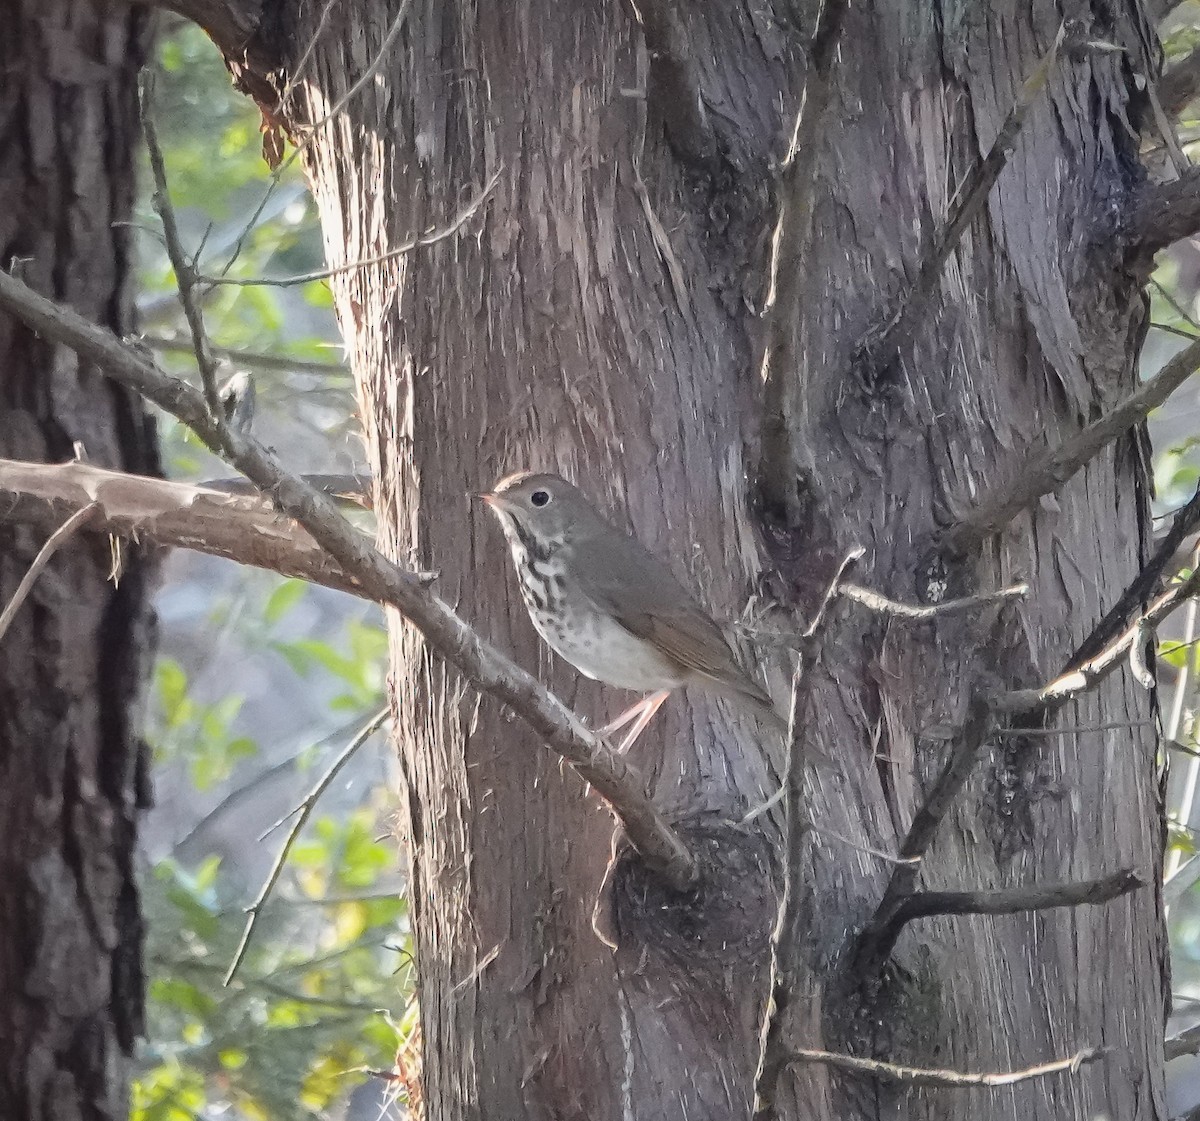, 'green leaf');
156,659,189,724
264,579,308,624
